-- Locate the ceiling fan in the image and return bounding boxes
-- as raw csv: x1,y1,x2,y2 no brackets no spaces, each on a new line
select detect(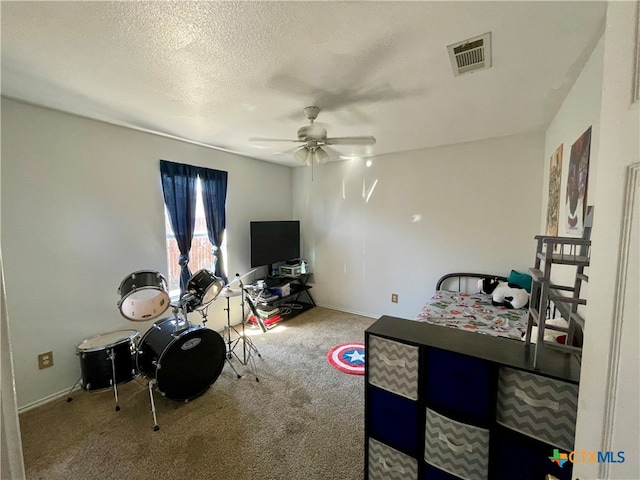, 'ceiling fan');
249,106,376,165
